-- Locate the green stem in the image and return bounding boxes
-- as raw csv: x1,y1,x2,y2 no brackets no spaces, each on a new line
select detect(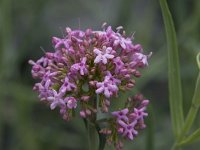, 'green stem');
177,72,200,142
178,128,200,146
0,0,12,147
197,53,200,69
145,104,155,150
171,144,181,150
87,95,99,150
87,121,98,150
